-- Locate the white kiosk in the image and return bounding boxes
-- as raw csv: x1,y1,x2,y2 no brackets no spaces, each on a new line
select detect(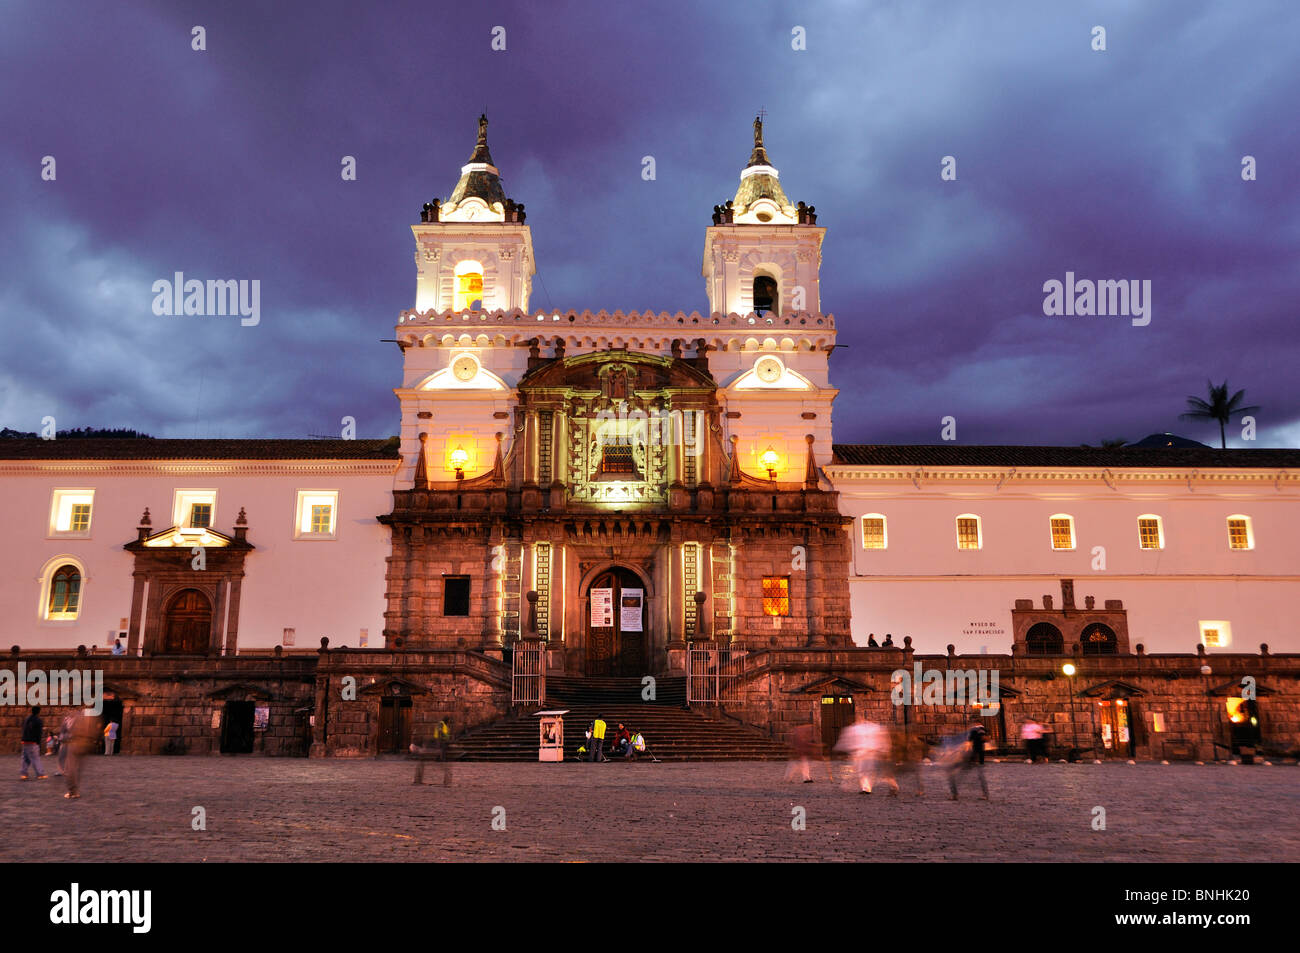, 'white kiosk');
535,710,569,762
